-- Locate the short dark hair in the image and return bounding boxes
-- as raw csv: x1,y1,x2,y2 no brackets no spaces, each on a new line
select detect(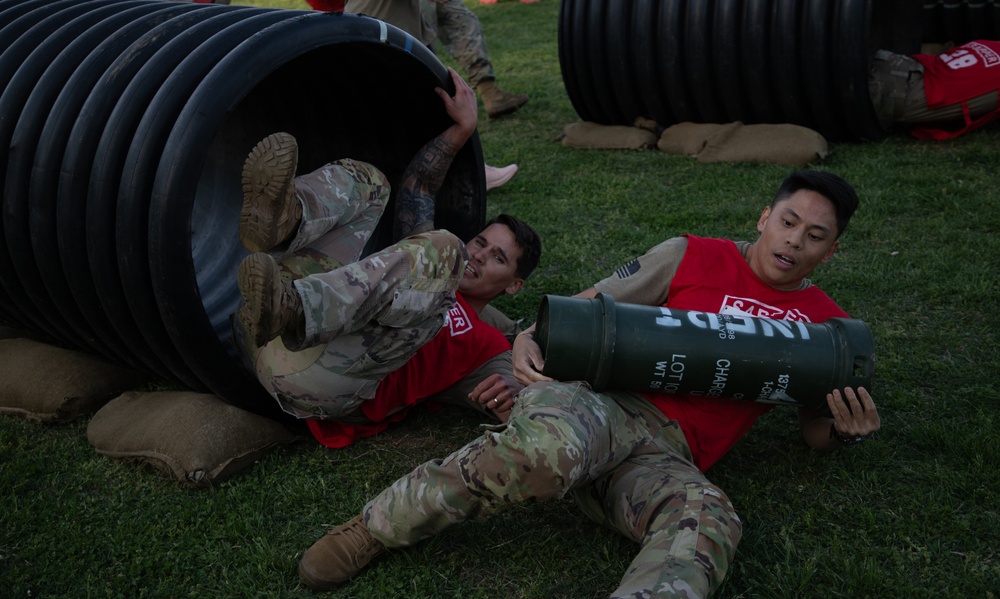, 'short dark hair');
486,213,542,279
772,170,860,238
